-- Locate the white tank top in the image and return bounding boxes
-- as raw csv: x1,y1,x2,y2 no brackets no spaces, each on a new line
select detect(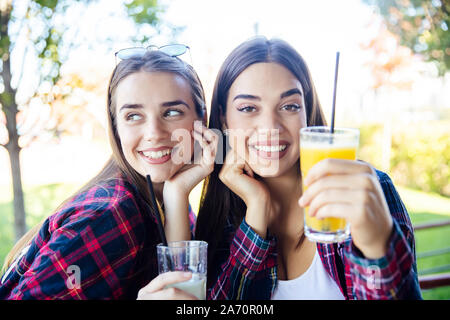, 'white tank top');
271,249,345,300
